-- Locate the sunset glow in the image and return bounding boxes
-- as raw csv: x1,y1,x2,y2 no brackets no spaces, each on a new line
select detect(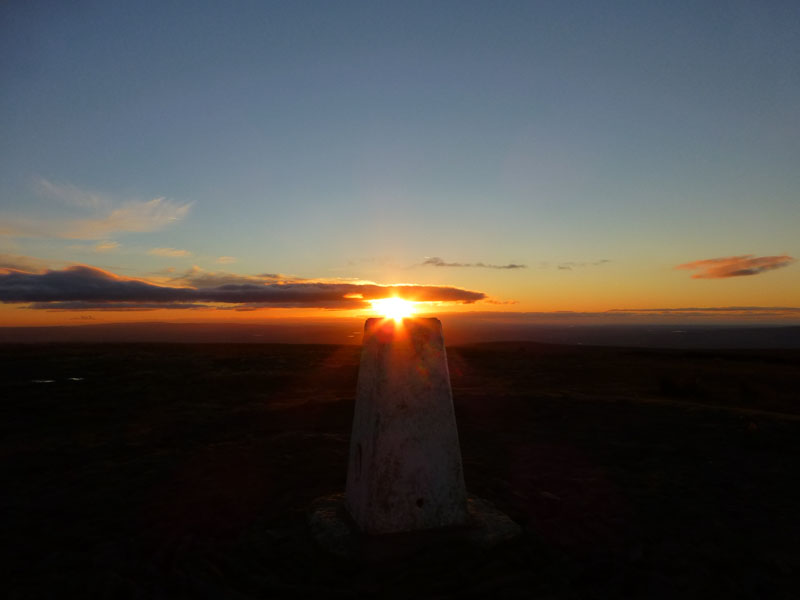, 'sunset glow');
0,3,797,336
370,298,416,322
